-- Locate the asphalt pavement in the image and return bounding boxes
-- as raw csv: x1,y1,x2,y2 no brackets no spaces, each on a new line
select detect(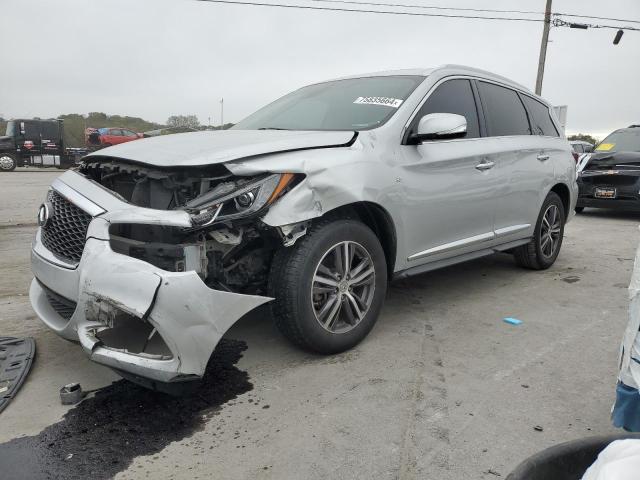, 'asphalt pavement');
0,169,636,479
